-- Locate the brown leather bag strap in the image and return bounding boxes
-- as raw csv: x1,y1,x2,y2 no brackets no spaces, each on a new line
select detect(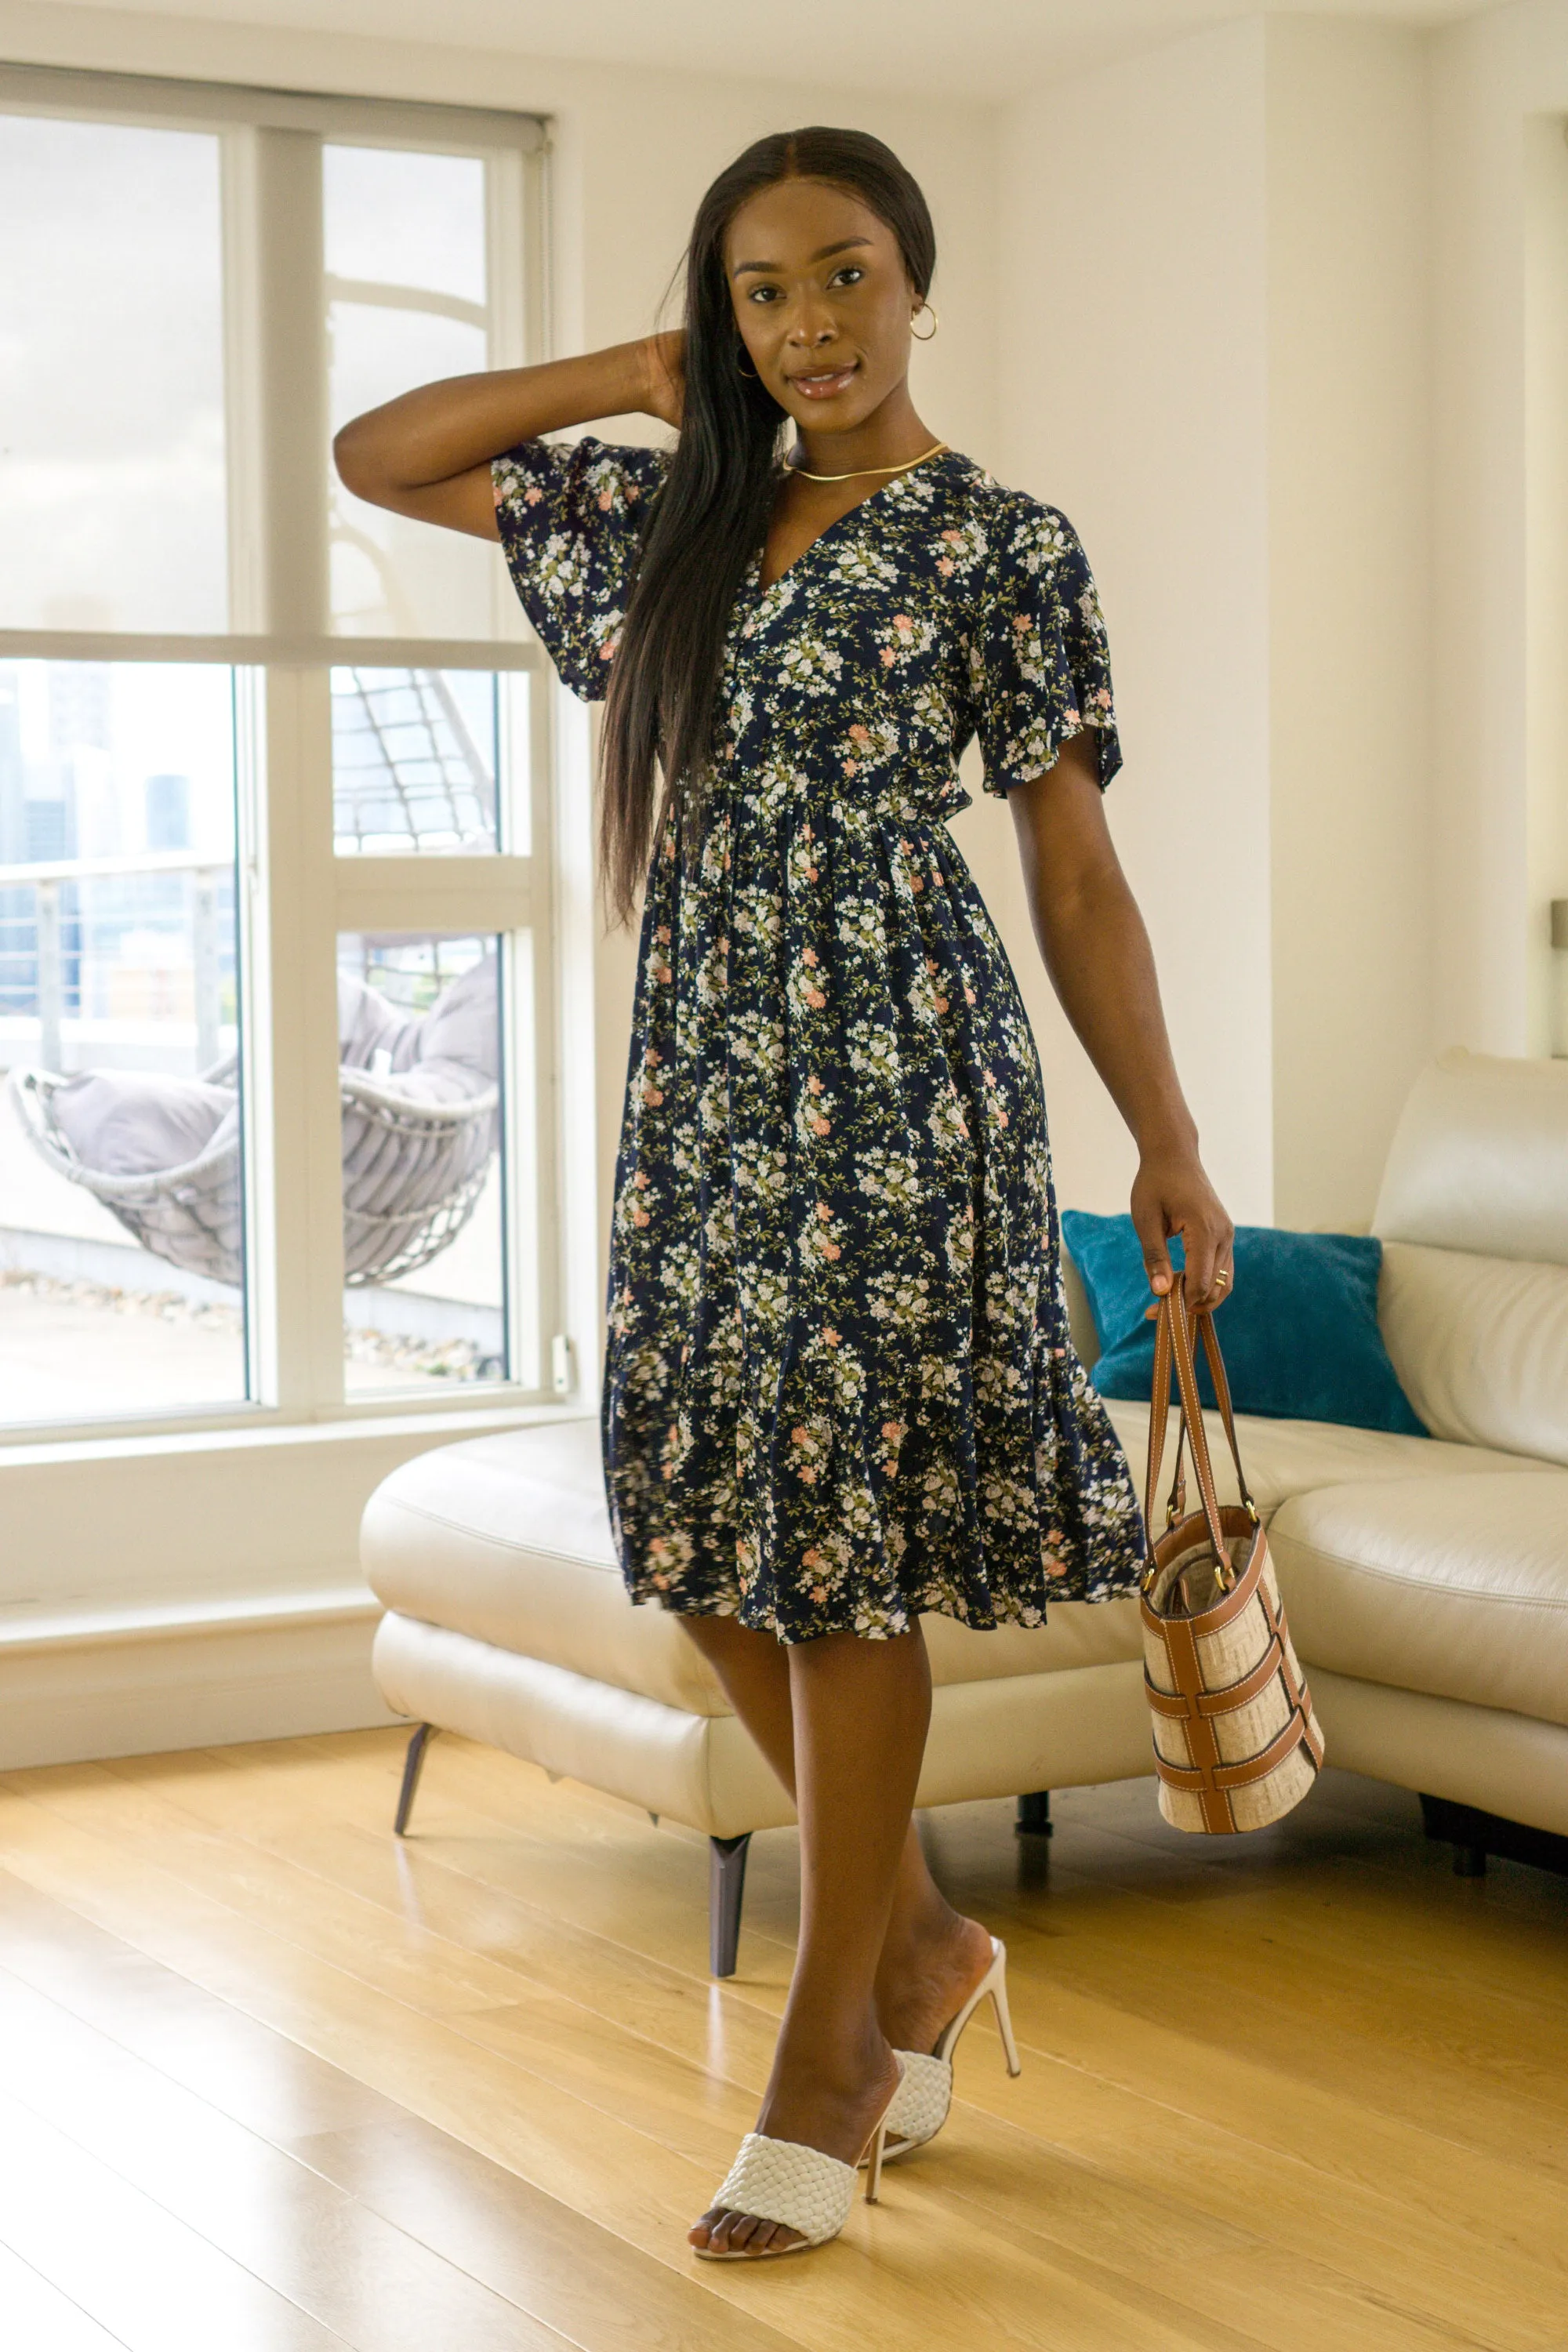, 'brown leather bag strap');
1190,1308,1259,1521
1164,1294,1231,1564
1143,1291,1171,1548
1142,1301,1191,1559
1164,1417,1189,1532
